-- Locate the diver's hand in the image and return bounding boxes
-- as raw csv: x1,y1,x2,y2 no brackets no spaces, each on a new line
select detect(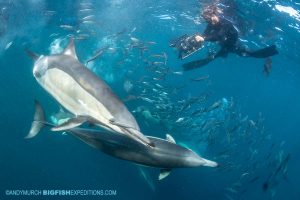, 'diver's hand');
195,35,204,42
